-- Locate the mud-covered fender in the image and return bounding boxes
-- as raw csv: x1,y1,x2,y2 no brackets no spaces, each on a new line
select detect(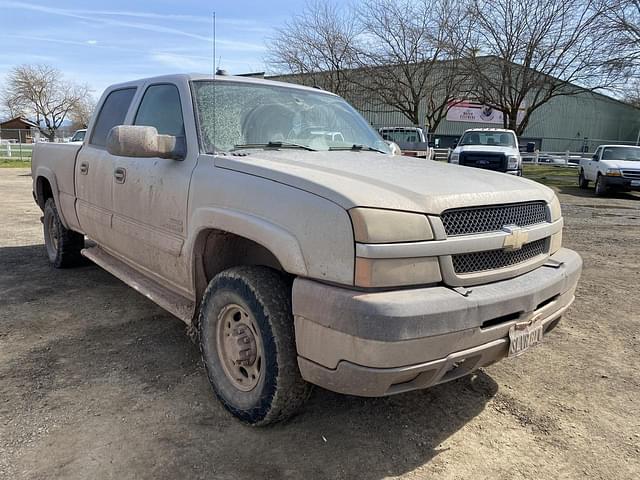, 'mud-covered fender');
187,206,308,277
